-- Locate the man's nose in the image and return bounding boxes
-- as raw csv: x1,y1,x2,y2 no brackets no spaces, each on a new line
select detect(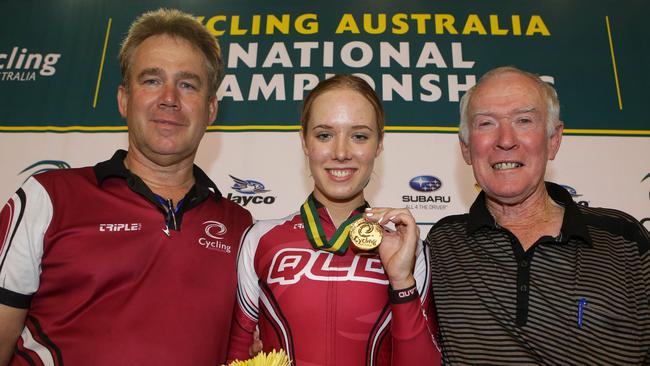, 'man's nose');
496,122,517,151
159,84,180,110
